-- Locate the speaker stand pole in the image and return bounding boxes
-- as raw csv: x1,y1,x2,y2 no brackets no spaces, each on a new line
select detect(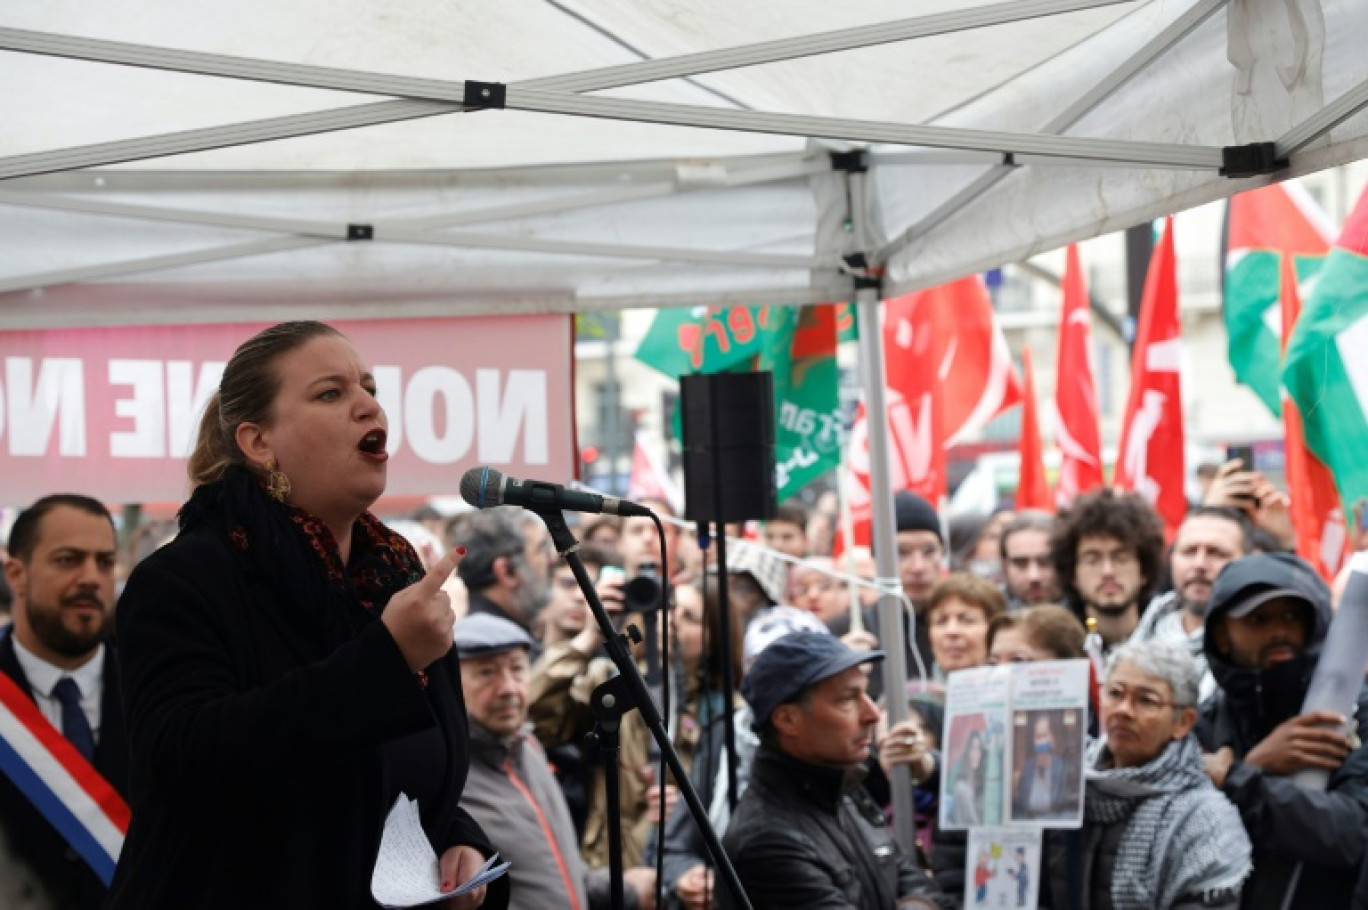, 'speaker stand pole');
706,384,743,811
709,521,741,811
